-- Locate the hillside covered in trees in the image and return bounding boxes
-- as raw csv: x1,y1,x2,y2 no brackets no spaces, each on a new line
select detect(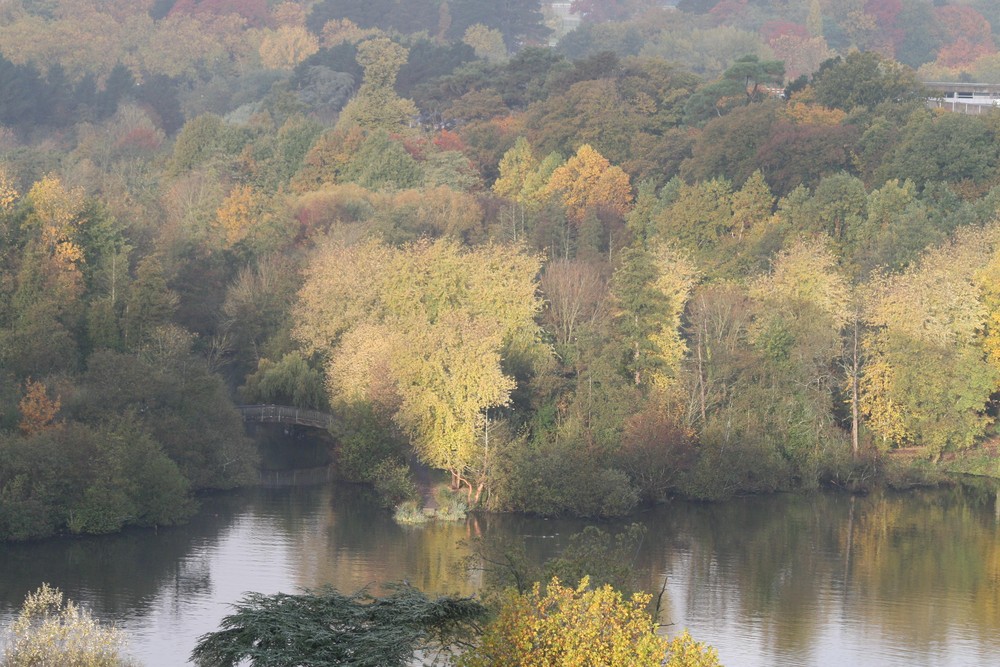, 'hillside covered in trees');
4,0,1000,540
